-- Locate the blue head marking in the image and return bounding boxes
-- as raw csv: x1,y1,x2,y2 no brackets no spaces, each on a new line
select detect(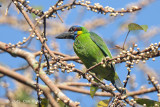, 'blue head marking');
73,31,78,40
74,25,82,28
73,25,82,40
68,25,83,40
